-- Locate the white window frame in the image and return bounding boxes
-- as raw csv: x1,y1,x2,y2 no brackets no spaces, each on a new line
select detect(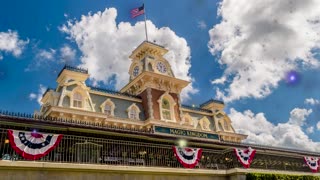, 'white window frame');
182,113,194,126
157,92,176,122
100,98,116,117
72,92,83,108
127,103,141,120
199,116,211,131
